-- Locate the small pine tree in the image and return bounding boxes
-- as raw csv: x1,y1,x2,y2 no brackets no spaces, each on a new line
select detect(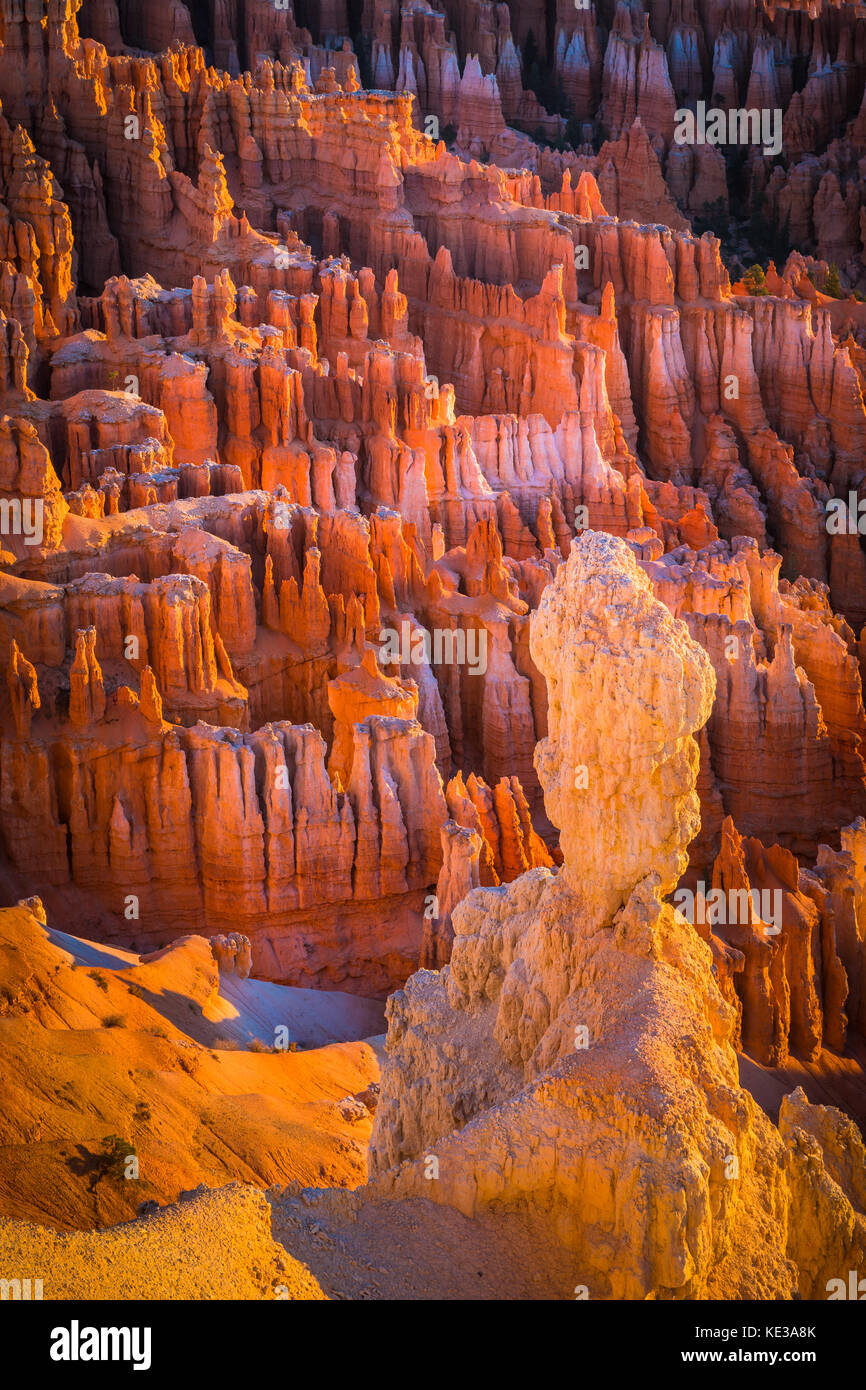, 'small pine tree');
823,263,843,298
742,264,767,295
524,29,538,73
